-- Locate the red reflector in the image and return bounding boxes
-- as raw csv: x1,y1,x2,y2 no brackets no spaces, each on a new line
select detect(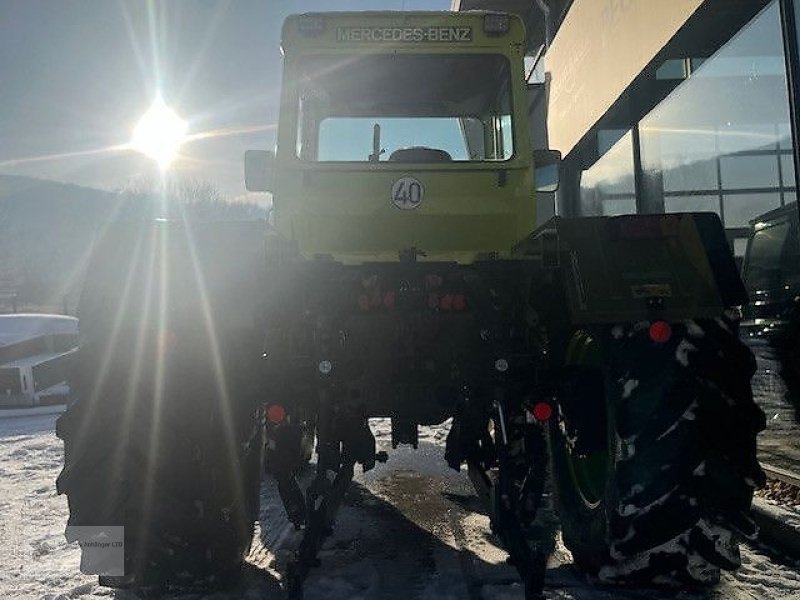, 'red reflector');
532,402,553,422
649,321,672,344
266,404,287,424
453,293,466,311
440,293,453,311
358,294,370,311
383,290,396,309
